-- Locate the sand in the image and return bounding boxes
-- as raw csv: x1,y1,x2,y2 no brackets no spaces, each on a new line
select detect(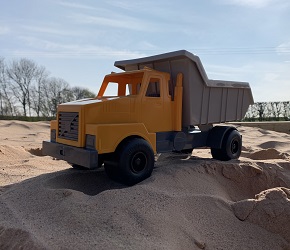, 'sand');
0,120,290,249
